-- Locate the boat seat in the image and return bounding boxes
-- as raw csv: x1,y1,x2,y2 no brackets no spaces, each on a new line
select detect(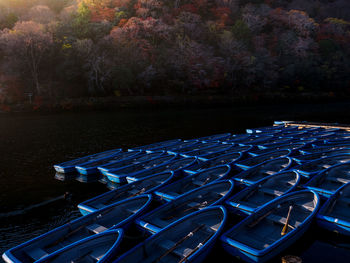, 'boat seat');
209,223,220,232
129,188,142,195
267,214,301,228
192,180,205,186
89,251,104,261
301,205,314,211
263,170,276,176
260,188,283,196
159,239,193,258
26,247,49,261
86,223,108,234
124,207,137,214
327,177,350,184
187,202,200,208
